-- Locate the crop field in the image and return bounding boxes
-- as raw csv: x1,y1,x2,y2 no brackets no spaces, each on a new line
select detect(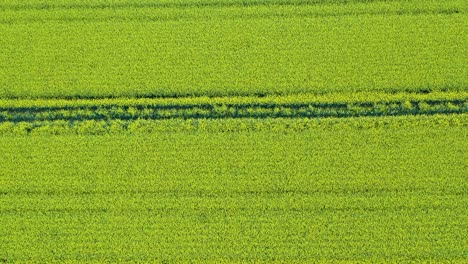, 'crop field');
0,0,467,262
1,0,467,98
